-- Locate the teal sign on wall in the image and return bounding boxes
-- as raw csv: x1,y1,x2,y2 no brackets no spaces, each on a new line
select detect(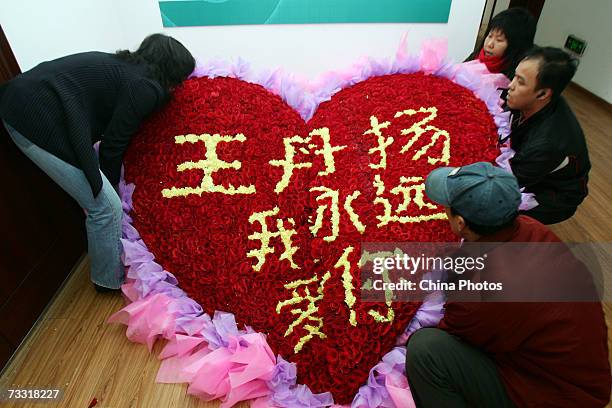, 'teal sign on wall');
159,0,452,27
